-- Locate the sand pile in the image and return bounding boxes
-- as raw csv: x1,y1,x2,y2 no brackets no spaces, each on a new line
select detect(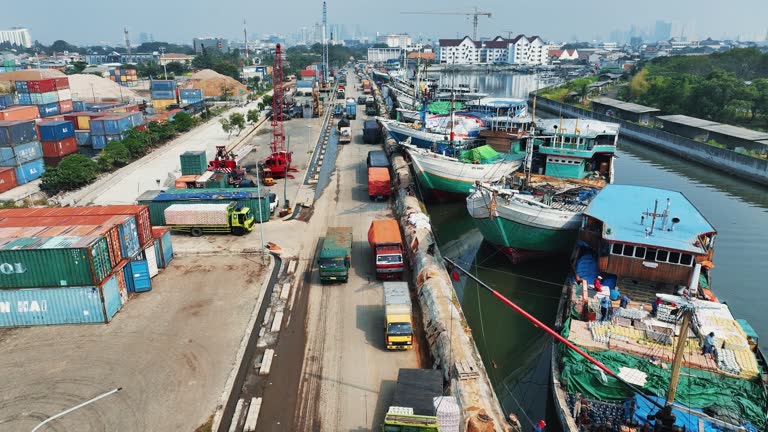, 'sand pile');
0,69,66,92
181,69,248,98
67,74,143,102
